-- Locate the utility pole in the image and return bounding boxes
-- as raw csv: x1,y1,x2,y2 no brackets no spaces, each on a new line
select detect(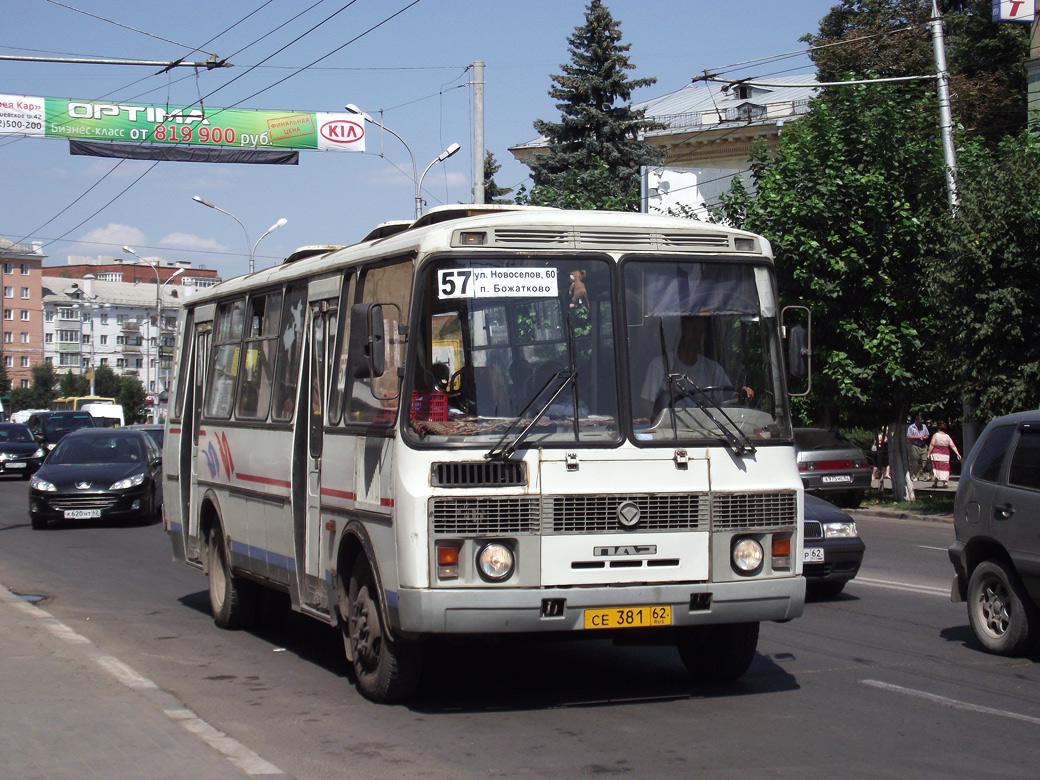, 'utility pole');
472,61,485,205
930,0,958,211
